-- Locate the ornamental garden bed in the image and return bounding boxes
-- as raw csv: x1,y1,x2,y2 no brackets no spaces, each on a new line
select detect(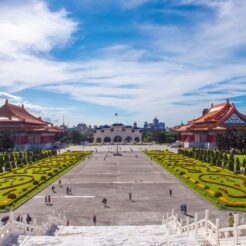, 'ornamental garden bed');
145,150,246,211
0,151,91,211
